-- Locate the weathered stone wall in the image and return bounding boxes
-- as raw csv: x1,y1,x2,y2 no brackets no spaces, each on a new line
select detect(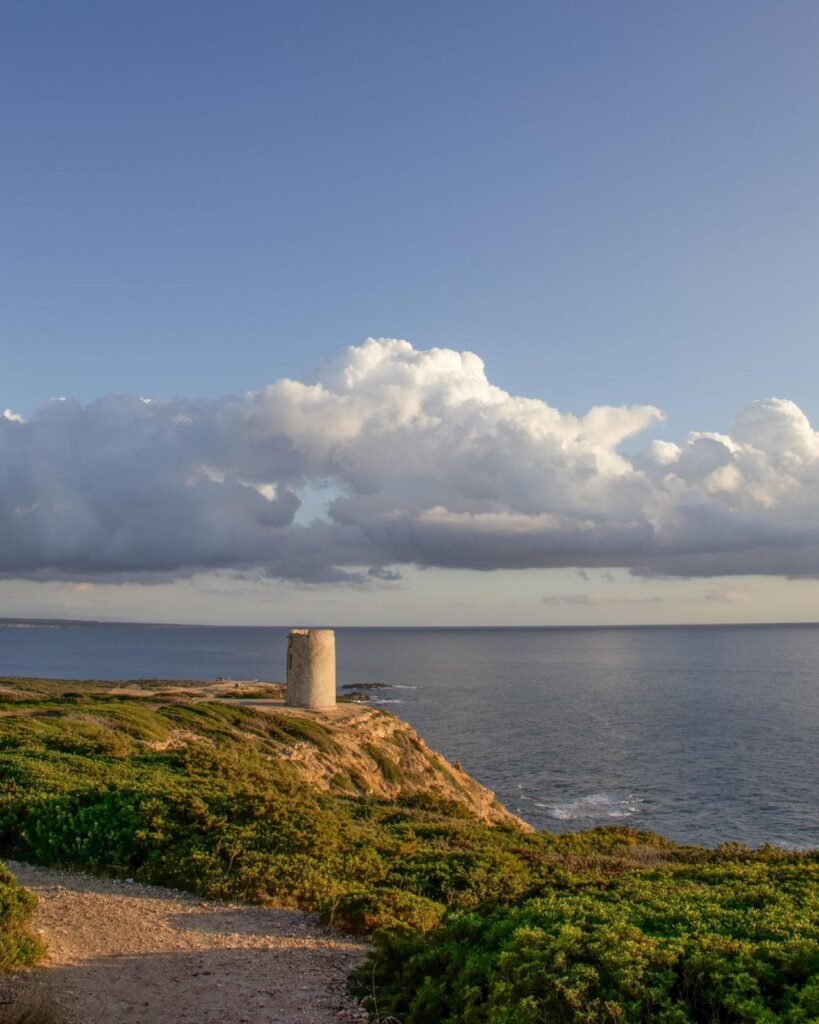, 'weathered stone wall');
286,628,336,710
